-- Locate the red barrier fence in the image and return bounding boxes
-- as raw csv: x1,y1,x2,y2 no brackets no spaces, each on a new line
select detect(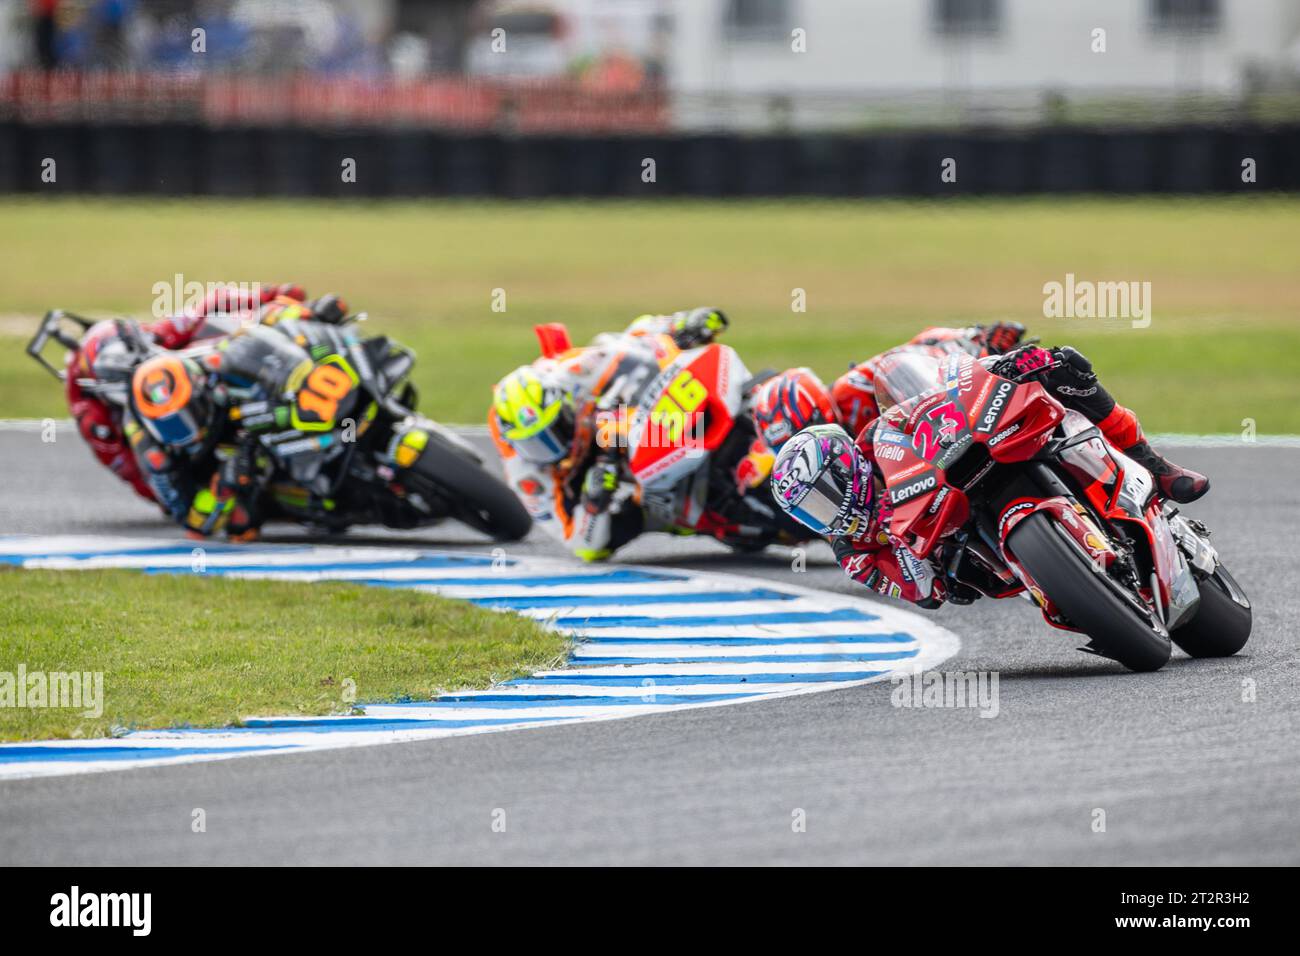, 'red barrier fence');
0,71,670,133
